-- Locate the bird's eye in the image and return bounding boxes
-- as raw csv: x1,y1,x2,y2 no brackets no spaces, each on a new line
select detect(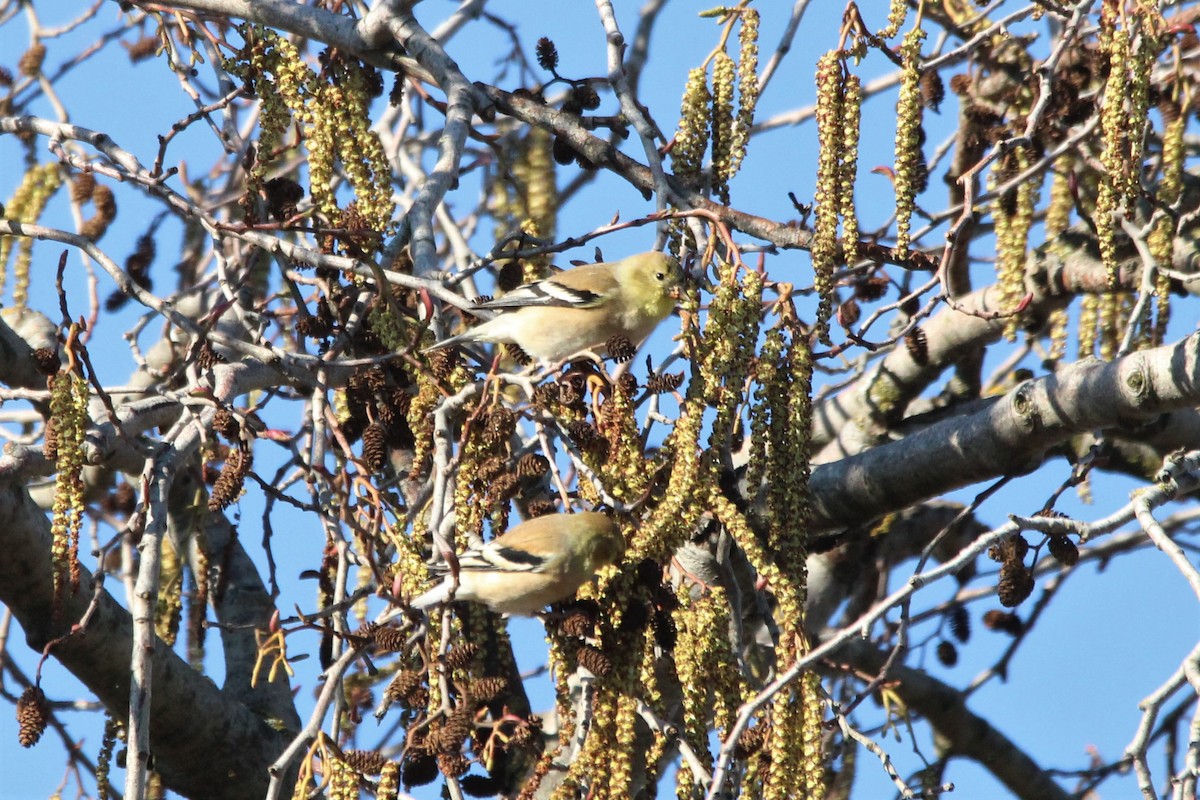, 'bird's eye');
655,272,665,281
